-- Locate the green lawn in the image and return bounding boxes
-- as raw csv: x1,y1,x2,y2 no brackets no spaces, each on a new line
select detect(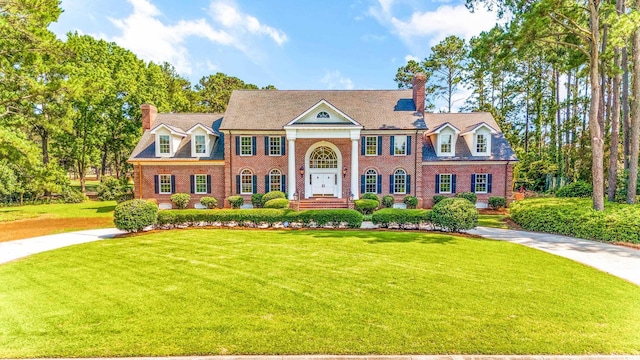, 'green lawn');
1,229,639,357
70,179,101,193
477,214,509,229
0,201,116,222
